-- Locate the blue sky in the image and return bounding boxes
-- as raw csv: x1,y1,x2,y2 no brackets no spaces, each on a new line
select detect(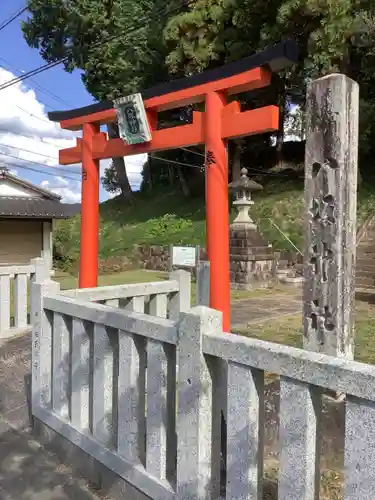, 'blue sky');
0,3,145,202
4,6,94,110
